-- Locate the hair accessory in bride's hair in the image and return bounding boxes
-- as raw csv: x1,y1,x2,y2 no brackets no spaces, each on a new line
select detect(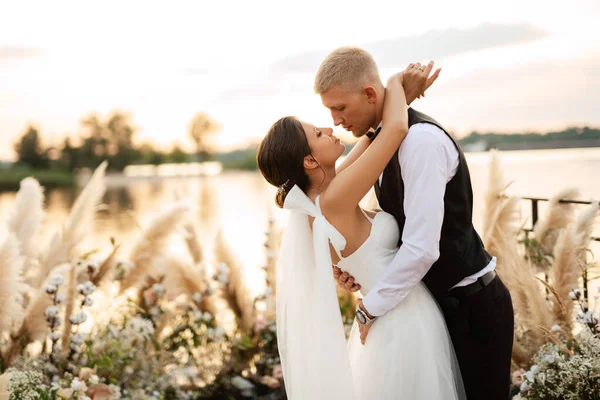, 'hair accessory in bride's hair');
277,179,291,195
